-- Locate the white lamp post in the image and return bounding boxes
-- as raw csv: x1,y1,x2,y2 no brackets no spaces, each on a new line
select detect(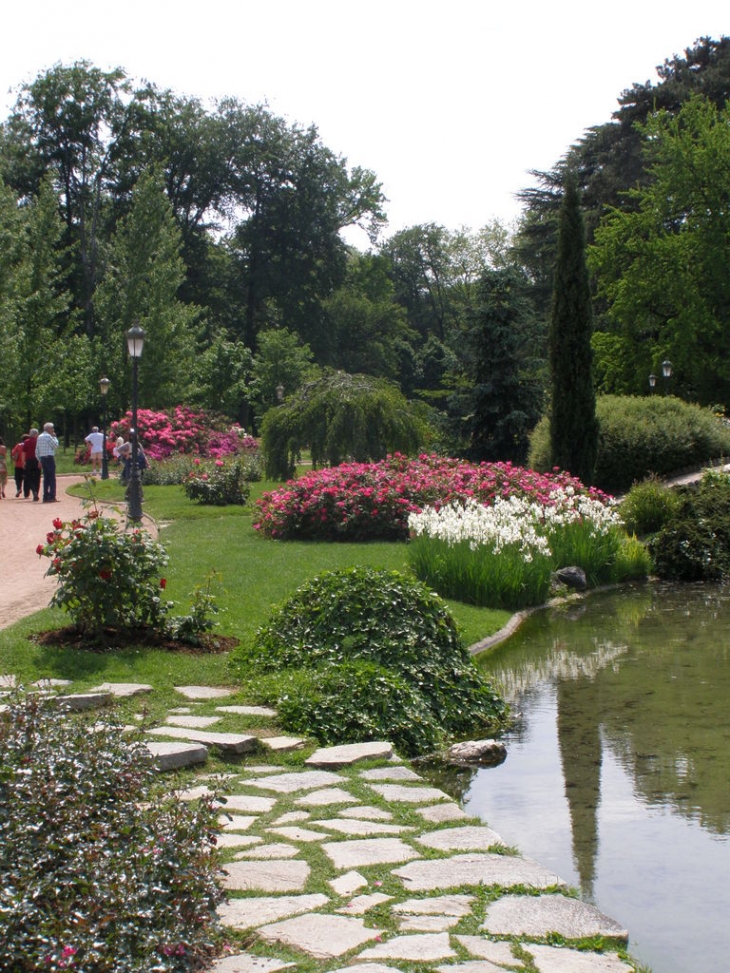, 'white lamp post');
99,376,110,480
125,324,145,521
